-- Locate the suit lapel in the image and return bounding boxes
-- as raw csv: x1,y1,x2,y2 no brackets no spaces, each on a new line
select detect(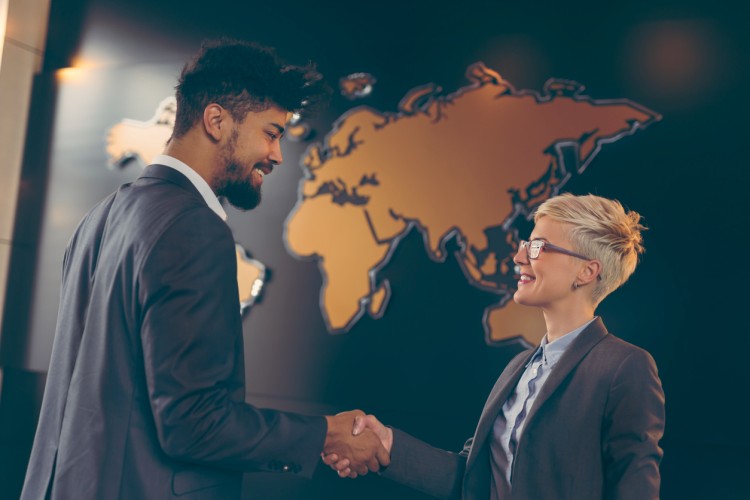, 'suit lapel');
522,318,608,428
462,319,609,497
465,349,534,473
